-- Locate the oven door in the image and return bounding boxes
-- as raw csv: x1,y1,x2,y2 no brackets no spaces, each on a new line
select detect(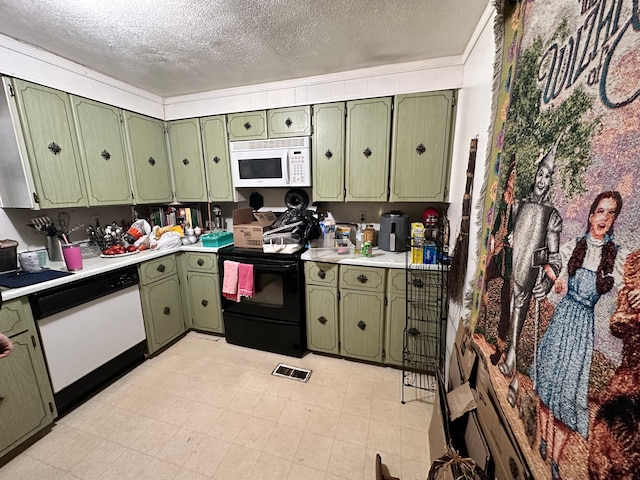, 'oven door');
219,255,302,323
